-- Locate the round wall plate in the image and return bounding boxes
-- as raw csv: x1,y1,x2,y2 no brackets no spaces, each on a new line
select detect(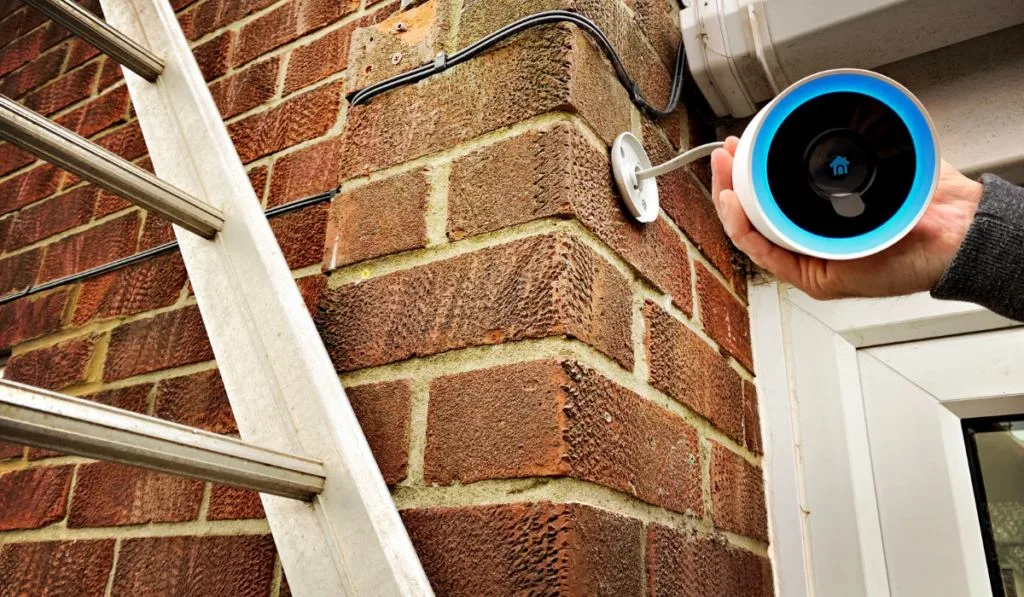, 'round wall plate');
611,132,659,223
